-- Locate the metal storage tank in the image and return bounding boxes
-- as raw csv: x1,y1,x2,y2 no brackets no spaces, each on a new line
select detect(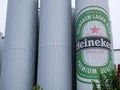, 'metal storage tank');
0,0,38,90
75,0,114,90
37,0,72,90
